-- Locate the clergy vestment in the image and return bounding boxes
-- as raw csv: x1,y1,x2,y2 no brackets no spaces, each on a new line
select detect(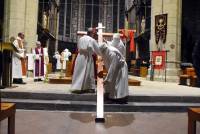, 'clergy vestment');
111,34,126,58
33,47,44,79
17,37,27,77
72,35,101,91
12,37,25,80
100,43,129,99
